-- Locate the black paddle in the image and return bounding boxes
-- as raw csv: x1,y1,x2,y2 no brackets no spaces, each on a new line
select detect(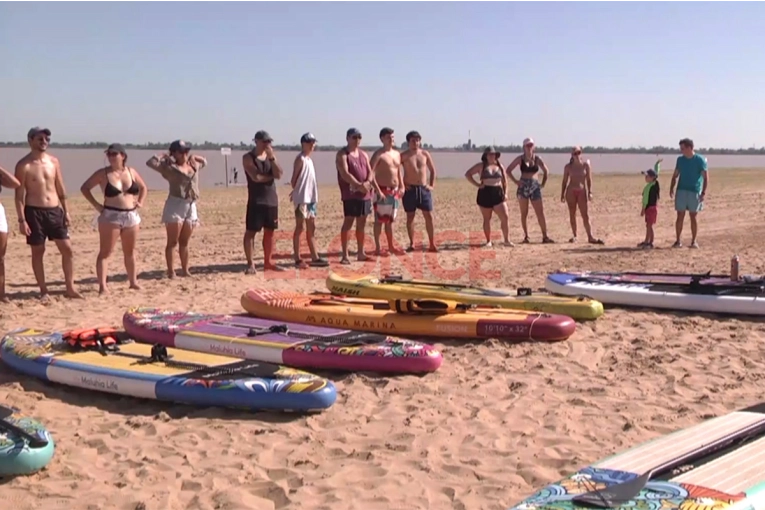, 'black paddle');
571,417,765,508
0,405,49,449
379,275,524,298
